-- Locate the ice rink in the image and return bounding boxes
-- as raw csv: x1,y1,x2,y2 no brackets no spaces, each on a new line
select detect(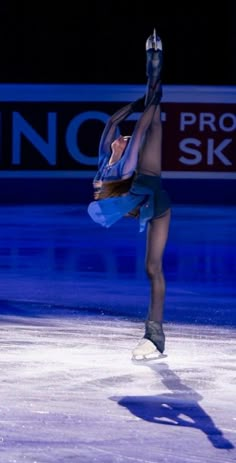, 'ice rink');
0,204,235,462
